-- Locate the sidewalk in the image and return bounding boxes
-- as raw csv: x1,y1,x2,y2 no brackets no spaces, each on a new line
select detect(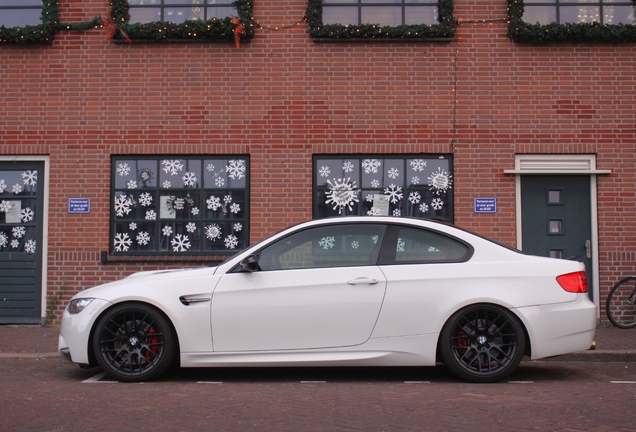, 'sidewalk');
0,324,634,361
